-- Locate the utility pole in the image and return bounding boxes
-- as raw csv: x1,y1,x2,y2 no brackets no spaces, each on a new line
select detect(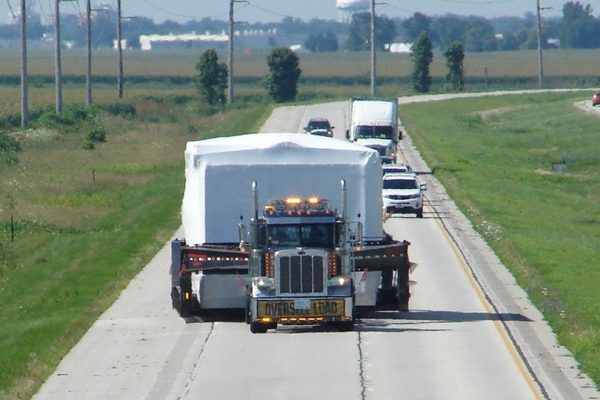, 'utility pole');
117,0,123,99
54,0,62,114
370,0,376,97
536,0,544,87
20,0,29,128
227,0,234,104
86,0,92,105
